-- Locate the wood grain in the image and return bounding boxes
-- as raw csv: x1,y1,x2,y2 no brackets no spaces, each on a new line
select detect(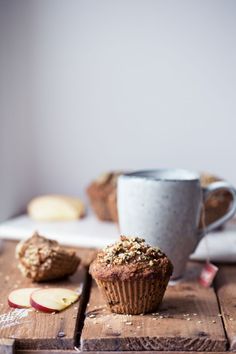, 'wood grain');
0,240,89,350
215,265,236,351
17,352,228,354
81,263,227,352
